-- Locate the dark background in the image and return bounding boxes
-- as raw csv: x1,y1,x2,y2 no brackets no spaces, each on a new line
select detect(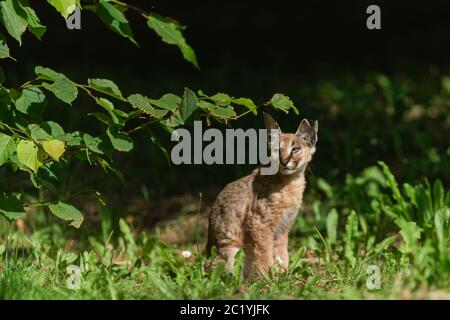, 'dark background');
5,0,449,79
2,0,450,201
